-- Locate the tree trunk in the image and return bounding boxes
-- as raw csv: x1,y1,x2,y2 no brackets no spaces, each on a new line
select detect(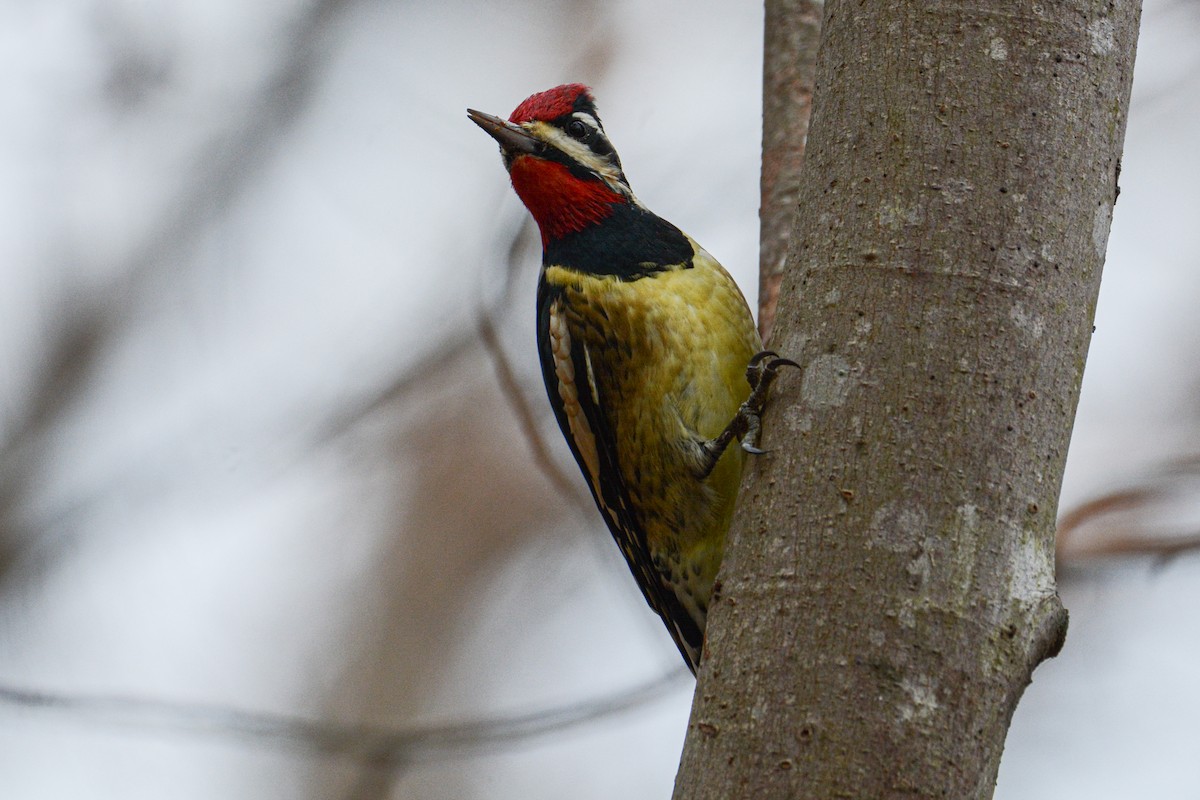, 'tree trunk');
674,0,1140,797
